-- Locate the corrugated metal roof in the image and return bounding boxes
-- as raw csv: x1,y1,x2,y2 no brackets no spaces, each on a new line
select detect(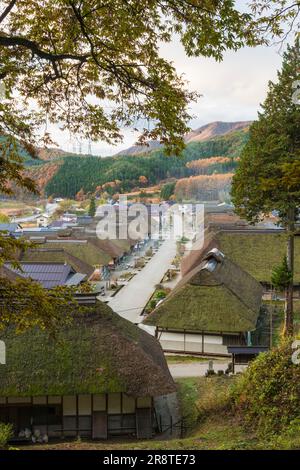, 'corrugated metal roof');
65,272,87,286
5,262,75,289
0,223,21,232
